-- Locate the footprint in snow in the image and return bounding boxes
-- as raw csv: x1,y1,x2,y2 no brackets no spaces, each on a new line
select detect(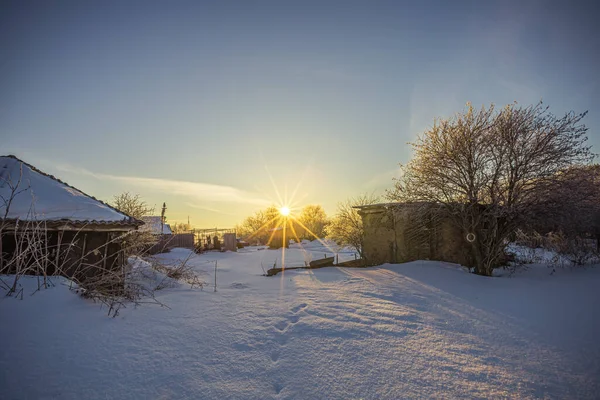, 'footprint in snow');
232,342,253,351
290,303,308,313
270,350,280,362
288,315,300,324
274,382,284,394
274,320,288,331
